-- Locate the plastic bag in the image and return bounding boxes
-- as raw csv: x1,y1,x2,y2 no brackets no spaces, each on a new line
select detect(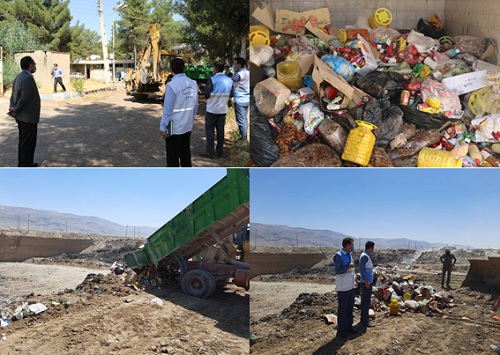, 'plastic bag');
288,35,320,55
416,18,447,39
354,71,405,99
407,29,440,53
467,87,500,116
371,26,401,43
349,98,404,147
454,36,486,57
399,104,450,130
318,118,348,155
420,78,461,116
321,55,356,82
471,114,500,143
250,117,280,167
